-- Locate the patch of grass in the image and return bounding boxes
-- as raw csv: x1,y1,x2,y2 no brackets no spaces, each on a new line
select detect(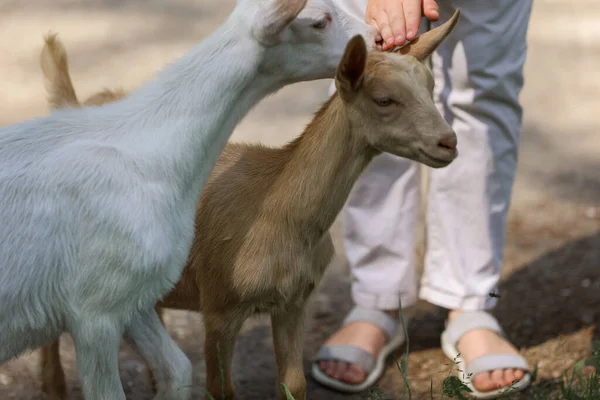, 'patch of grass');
435,341,600,400
280,383,296,400
384,326,600,400
361,300,600,400
183,320,600,400
394,302,413,400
